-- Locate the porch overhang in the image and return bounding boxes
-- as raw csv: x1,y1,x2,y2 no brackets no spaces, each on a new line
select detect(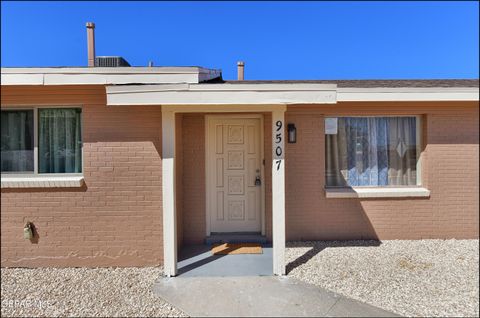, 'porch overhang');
153,85,336,277
161,104,291,277
106,83,337,106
